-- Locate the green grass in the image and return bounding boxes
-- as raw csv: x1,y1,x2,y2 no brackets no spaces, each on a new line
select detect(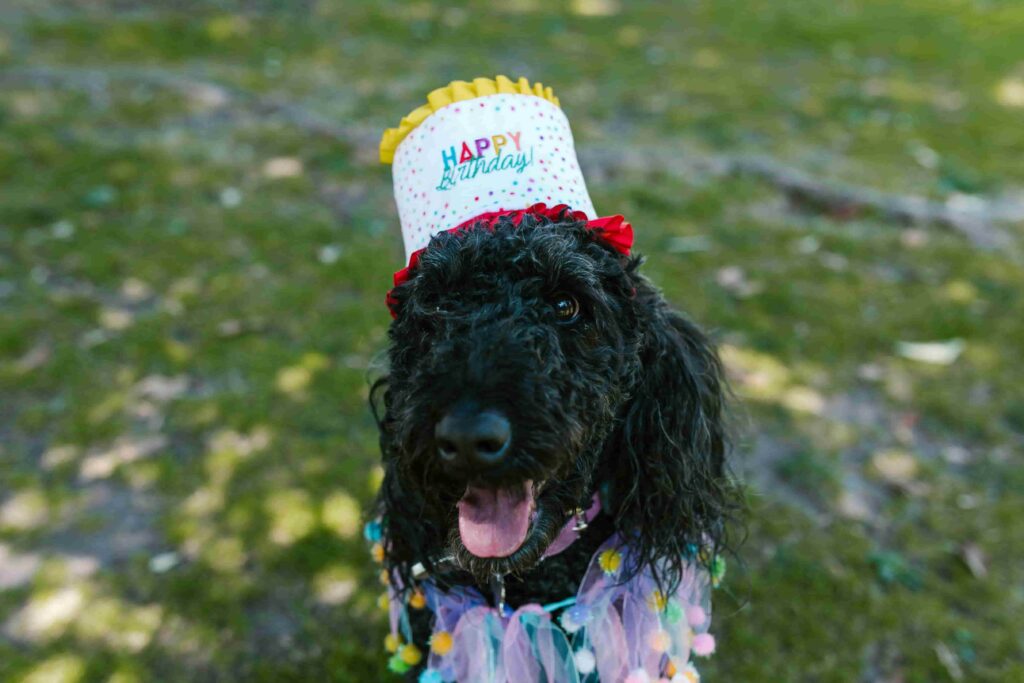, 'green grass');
1,1,1023,681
